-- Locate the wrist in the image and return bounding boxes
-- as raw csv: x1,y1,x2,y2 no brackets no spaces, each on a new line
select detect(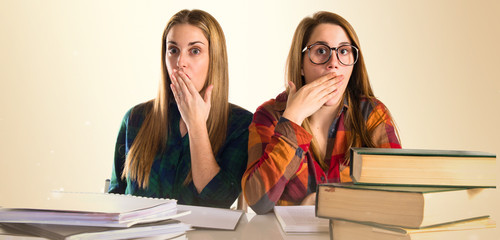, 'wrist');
282,109,304,125
186,120,208,136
